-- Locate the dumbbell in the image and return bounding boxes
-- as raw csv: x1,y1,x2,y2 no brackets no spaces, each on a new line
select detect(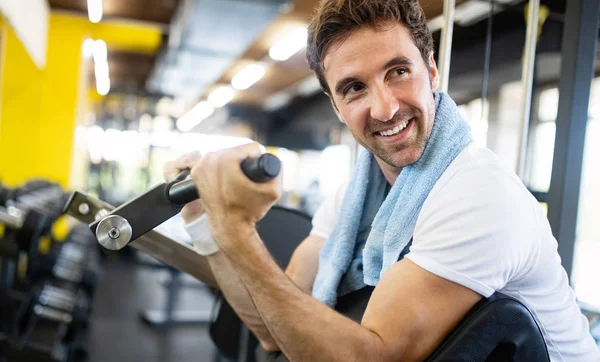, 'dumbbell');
0,184,18,207
0,206,49,259
0,206,51,294
54,252,99,293
33,284,93,331
39,285,77,312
